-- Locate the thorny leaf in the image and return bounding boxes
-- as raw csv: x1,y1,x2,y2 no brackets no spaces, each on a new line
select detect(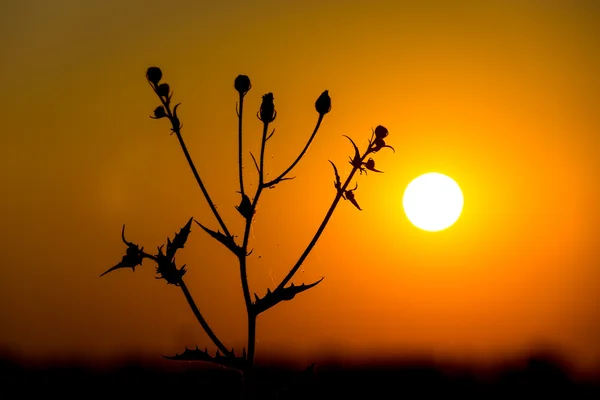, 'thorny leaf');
253,277,324,315
194,220,243,257
328,160,342,193
343,135,362,169
155,245,186,286
166,217,193,260
235,193,254,220
99,225,145,277
342,183,362,211
170,103,182,134
163,346,247,370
